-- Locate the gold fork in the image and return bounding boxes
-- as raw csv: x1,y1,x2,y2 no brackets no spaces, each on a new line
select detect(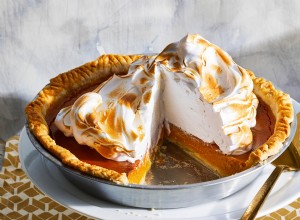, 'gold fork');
241,112,300,220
